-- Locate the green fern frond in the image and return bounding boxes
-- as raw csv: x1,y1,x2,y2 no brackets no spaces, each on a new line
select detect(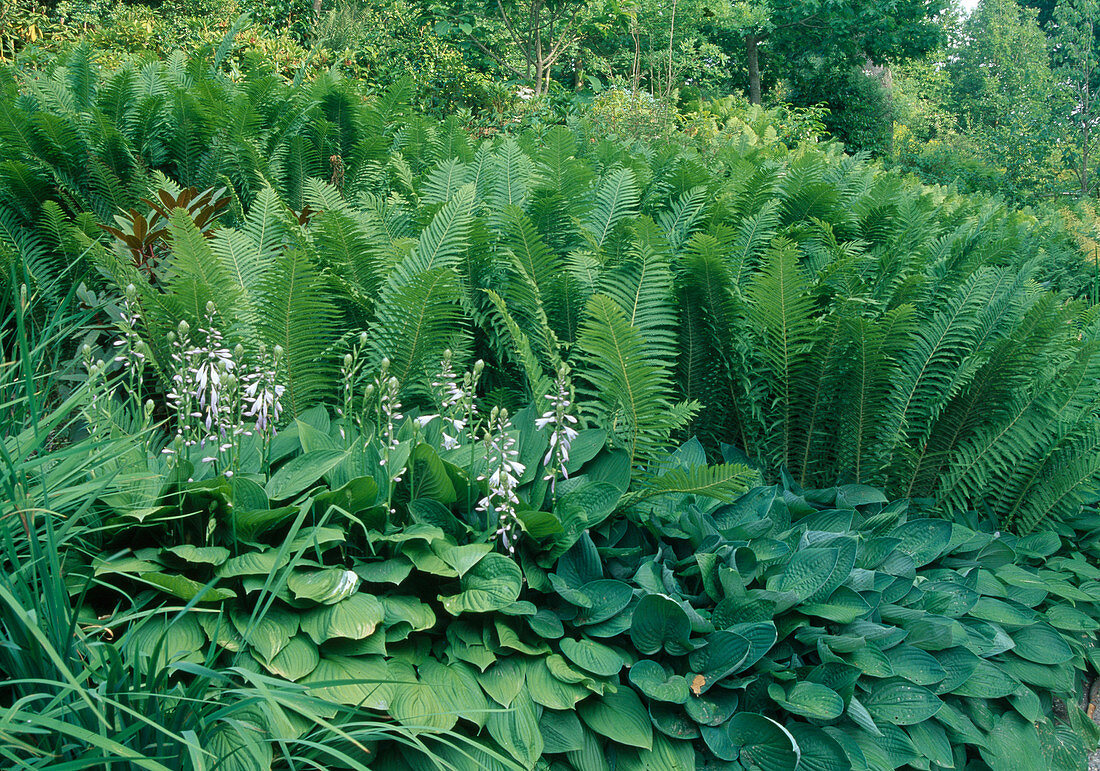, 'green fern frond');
657,185,708,253
576,294,686,467
483,287,554,400
388,183,475,286
581,167,639,253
